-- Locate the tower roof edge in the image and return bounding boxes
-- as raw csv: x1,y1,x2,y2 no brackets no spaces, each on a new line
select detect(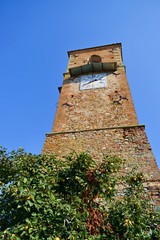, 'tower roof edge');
67,42,122,56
